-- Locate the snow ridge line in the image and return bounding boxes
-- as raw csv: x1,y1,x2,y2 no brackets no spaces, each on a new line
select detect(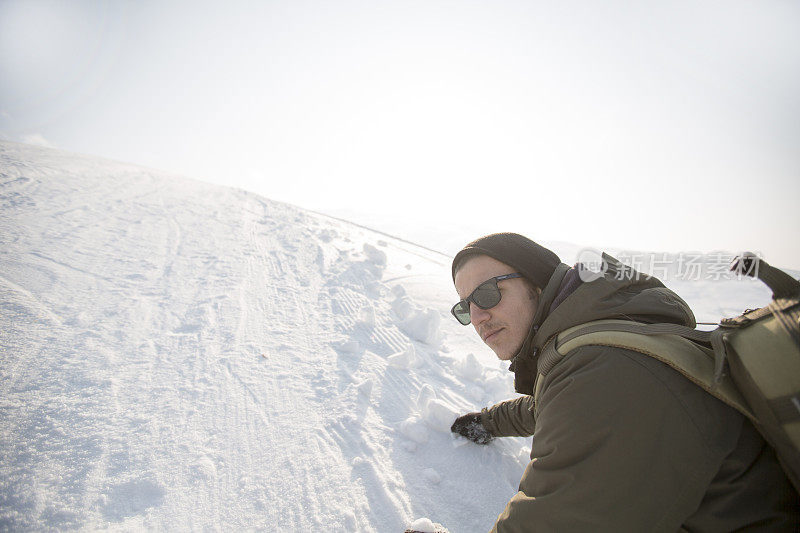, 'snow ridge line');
310,209,451,263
